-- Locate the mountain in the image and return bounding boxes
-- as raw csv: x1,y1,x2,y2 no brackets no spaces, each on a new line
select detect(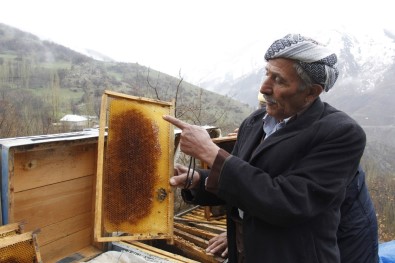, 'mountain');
0,23,253,138
190,28,395,161
191,28,395,127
